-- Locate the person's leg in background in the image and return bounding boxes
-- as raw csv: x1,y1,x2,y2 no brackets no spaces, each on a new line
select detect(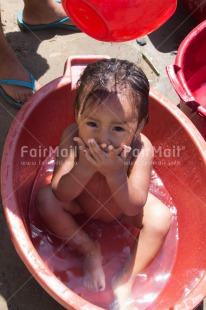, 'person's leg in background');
0,0,76,108
22,0,75,27
0,10,40,106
